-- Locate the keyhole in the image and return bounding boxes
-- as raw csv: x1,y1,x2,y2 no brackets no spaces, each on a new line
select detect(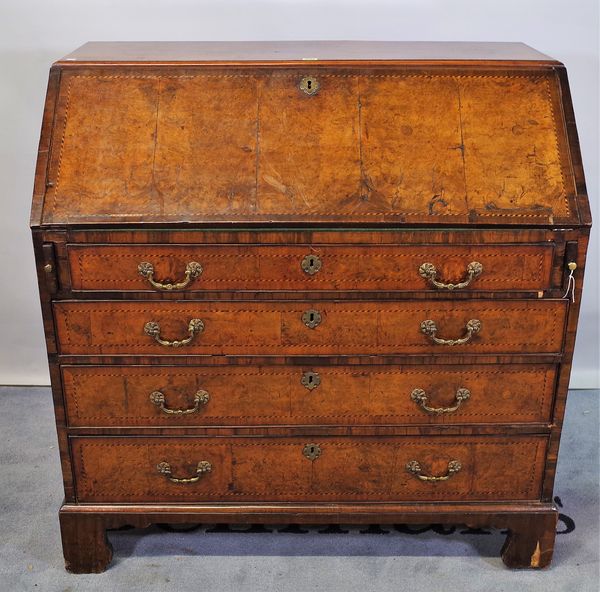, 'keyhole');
299,77,320,96
303,442,322,460
302,308,321,328
301,254,321,275
301,371,321,390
